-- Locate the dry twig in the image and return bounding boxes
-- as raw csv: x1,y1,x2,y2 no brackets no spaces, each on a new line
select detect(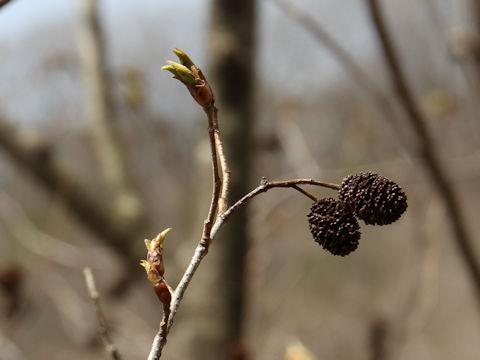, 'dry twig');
146,102,224,360
83,267,123,360
147,178,338,359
